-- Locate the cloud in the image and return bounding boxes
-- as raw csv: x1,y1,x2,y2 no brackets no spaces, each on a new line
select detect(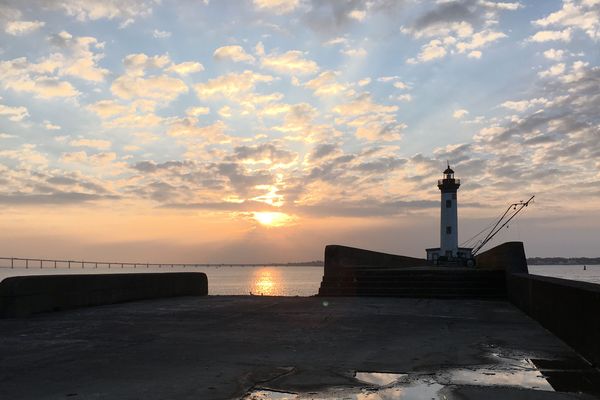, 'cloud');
87,99,129,118
47,31,109,82
166,61,204,75
111,74,188,101
453,109,469,119
543,48,565,60
334,93,405,141
5,20,45,35
0,192,118,205
501,97,550,112
47,0,157,22
253,0,300,14
304,70,352,97
341,47,367,57
60,151,117,166
0,57,80,98
167,118,230,143
532,0,600,40
0,144,48,167
152,29,171,38
308,143,340,161
538,63,566,78
0,102,29,122
301,0,405,36
69,138,112,150
44,121,61,130
407,39,447,63
402,1,516,63
260,49,319,75
231,142,296,165
455,30,507,53
186,106,210,116
529,28,572,42
213,45,256,63
122,53,170,76
348,9,366,21
294,198,438,218
194,70,274,99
